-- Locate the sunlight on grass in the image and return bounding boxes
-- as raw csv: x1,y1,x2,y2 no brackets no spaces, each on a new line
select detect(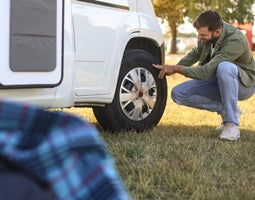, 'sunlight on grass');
63,55,255,199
